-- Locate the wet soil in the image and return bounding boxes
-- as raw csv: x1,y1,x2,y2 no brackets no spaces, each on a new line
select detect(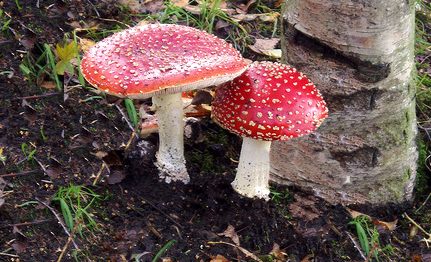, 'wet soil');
0,1,430,261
